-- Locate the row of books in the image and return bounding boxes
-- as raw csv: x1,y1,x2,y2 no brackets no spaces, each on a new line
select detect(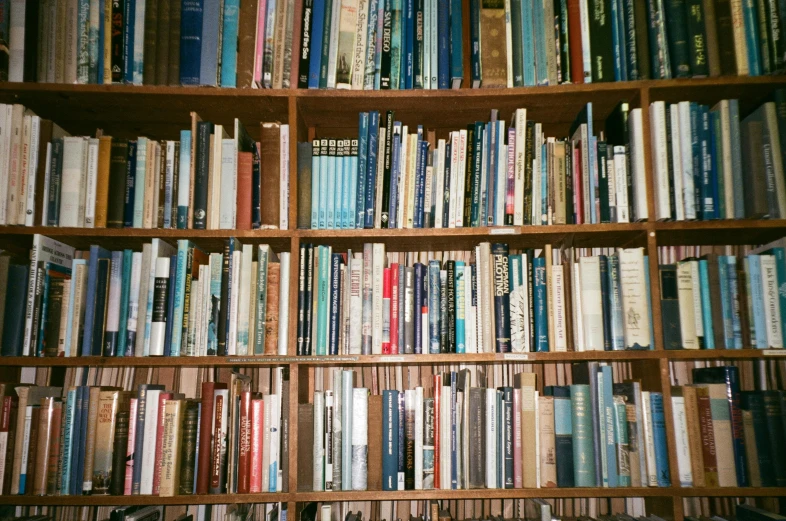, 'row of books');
1,0,295,88
307,364,670,491
0,374,289,497
650,95,786,221
6,502,282,521
671,366,786,489
0,235,291,358
297,0,784,91
658,242,786,350
2,110,289,230
295,242,653,356
302,103,647,230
